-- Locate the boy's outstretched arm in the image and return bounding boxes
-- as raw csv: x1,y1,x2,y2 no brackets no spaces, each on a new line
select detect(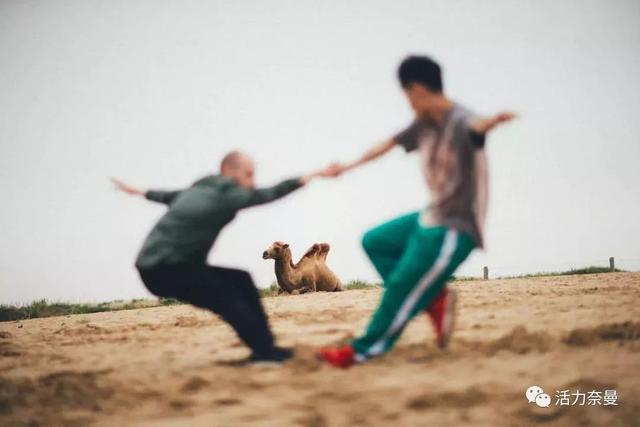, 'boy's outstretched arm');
333,139,397,175
469,111,517,134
